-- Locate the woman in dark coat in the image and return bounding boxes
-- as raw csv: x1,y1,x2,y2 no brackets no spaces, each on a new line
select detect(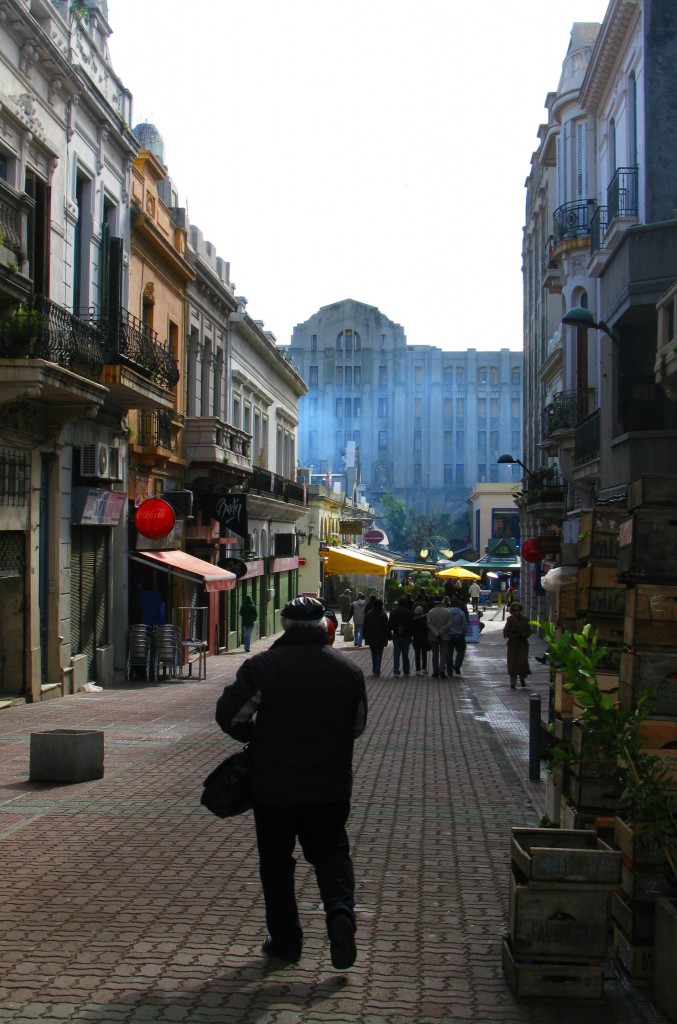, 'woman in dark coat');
363,598,391,677
411,604,430,676
502,602,532,688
